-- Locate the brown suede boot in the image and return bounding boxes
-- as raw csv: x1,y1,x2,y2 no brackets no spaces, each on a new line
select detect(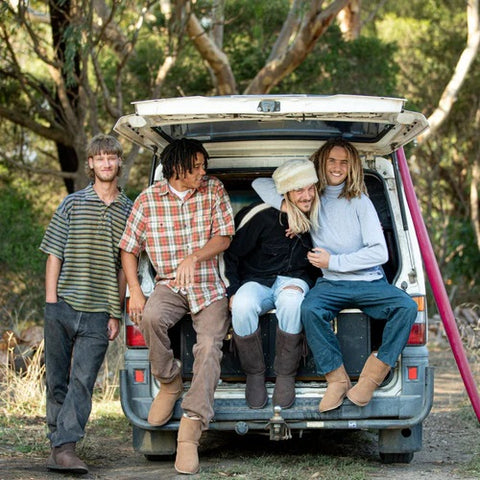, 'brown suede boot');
46,442,88,473
148,366,183,426
174,416,203,475
233,328,268,409
272,328,303,409
319,364,352,413
347,353,391,407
